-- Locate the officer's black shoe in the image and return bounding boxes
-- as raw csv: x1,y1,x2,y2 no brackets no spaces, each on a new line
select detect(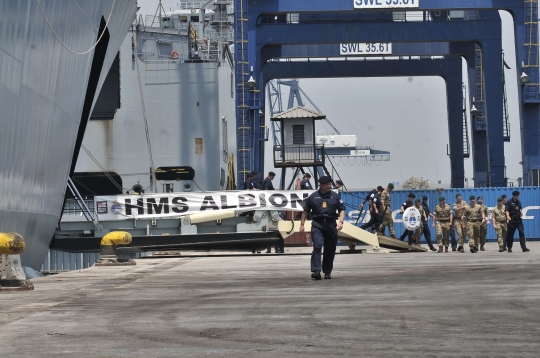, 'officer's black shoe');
324,273,332,279
430,247,437,252
508,248,513,253
523,248,530,252
311,270,321,280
